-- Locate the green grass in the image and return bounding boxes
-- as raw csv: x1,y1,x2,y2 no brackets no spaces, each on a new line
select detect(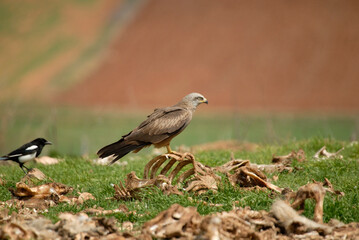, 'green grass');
0,137,358,227
0,105,358,226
